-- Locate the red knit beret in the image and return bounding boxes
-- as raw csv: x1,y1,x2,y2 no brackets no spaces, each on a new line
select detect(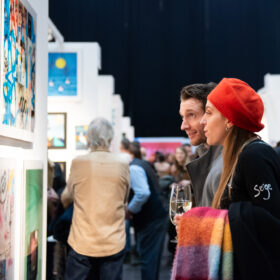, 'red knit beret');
208,78,264,132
